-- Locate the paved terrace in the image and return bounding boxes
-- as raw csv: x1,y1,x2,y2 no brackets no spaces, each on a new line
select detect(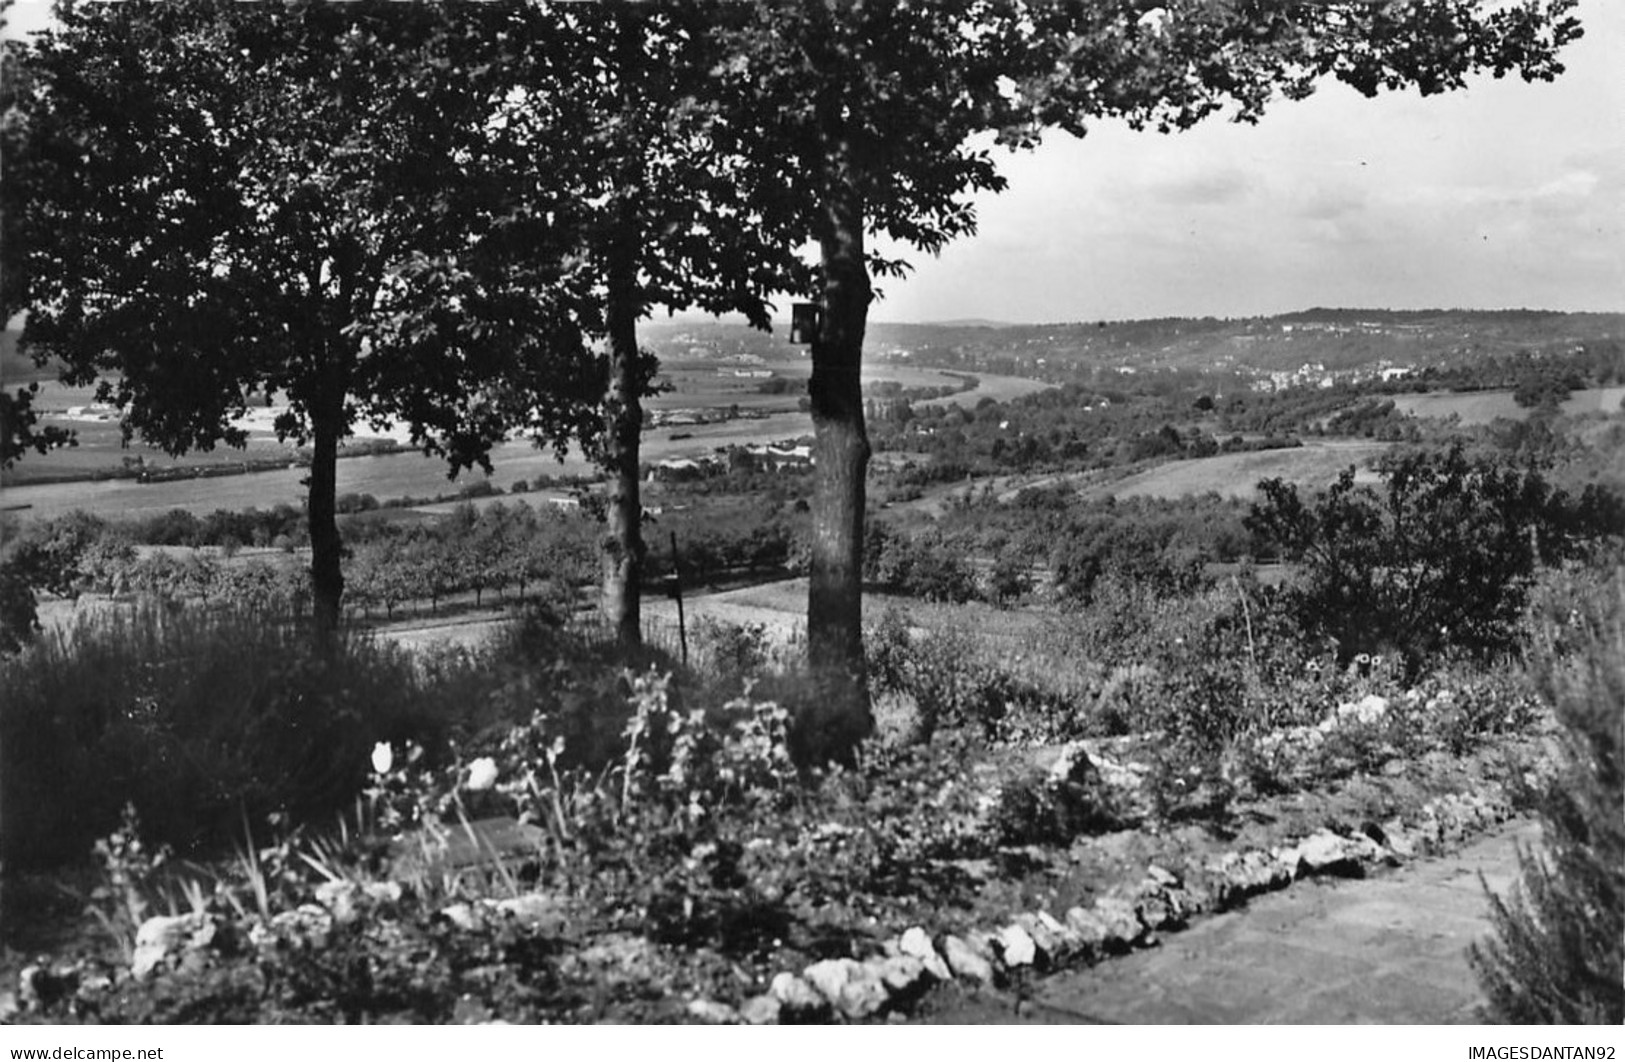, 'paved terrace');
927,819,1542,1024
